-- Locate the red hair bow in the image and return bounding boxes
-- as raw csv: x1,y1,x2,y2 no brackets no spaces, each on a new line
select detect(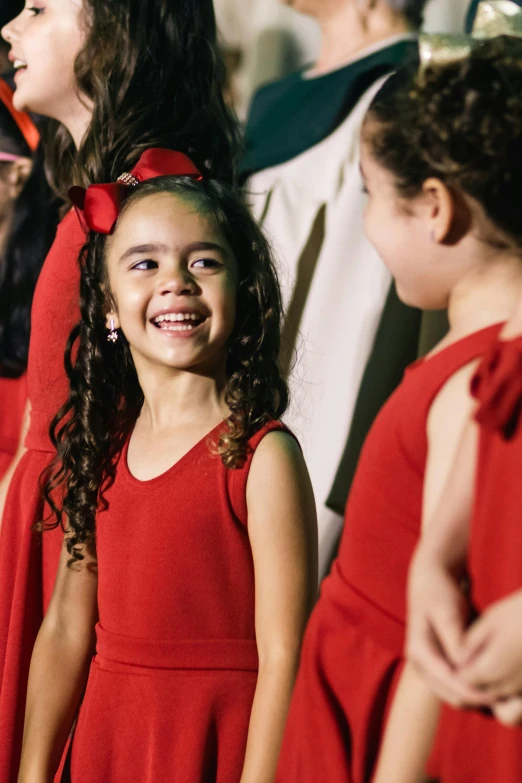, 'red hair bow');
68,148,203,234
